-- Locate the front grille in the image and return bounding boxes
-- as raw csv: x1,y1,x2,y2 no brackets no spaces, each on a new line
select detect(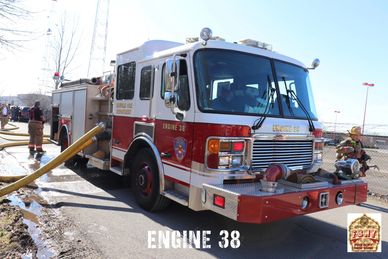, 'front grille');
251,140,313,170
